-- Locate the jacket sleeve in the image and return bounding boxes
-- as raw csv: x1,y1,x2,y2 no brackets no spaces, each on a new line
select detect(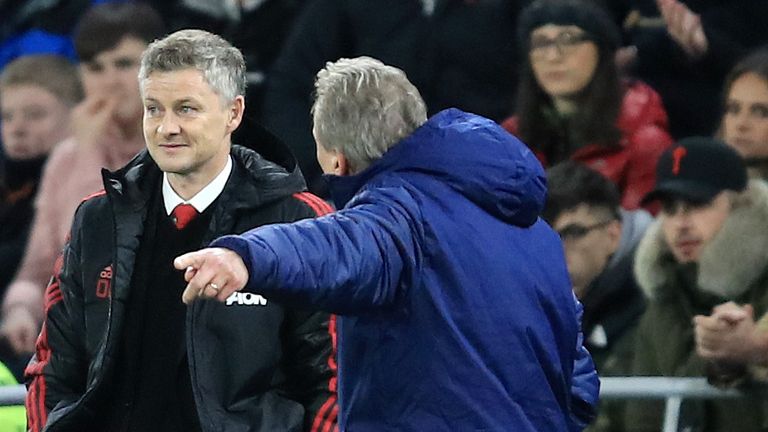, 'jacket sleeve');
24,203,89,432
569,294,600,431
277,193,339,430
622,123,673,212
620,83,673,212
279,310,338,431
212,185,421,314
